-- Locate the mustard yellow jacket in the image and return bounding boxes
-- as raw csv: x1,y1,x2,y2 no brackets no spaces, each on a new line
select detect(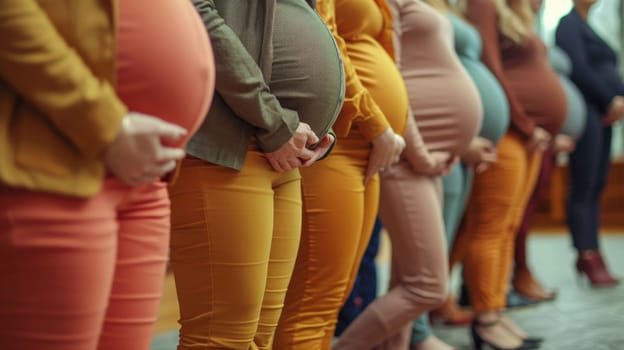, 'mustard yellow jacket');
0,0,127,197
